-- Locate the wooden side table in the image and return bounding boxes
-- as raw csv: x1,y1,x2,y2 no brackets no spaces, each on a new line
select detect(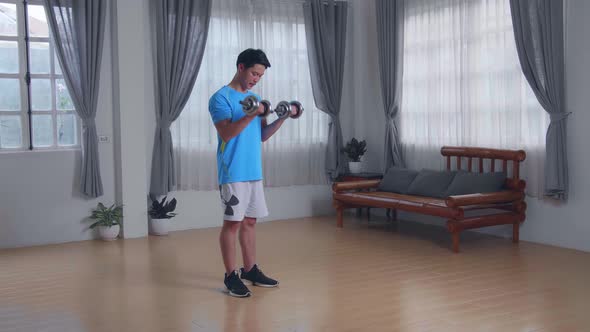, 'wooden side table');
335,172,383,220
